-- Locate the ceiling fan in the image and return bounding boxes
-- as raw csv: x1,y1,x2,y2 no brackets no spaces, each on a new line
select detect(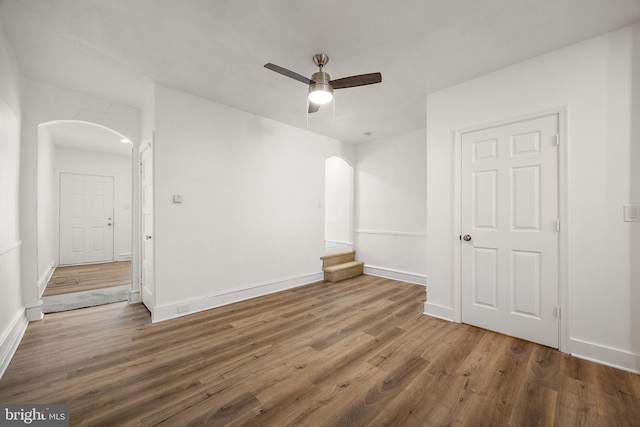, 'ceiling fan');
264,54,382,113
